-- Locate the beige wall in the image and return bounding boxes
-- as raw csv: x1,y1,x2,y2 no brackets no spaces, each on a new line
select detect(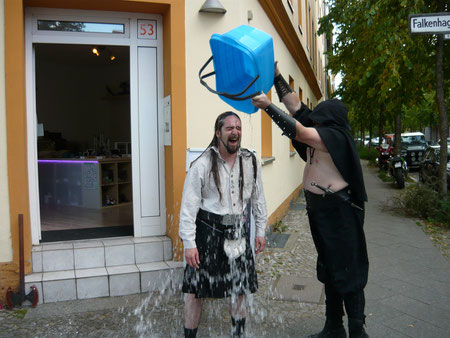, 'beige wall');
185,0,315,219
0,0,13,262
